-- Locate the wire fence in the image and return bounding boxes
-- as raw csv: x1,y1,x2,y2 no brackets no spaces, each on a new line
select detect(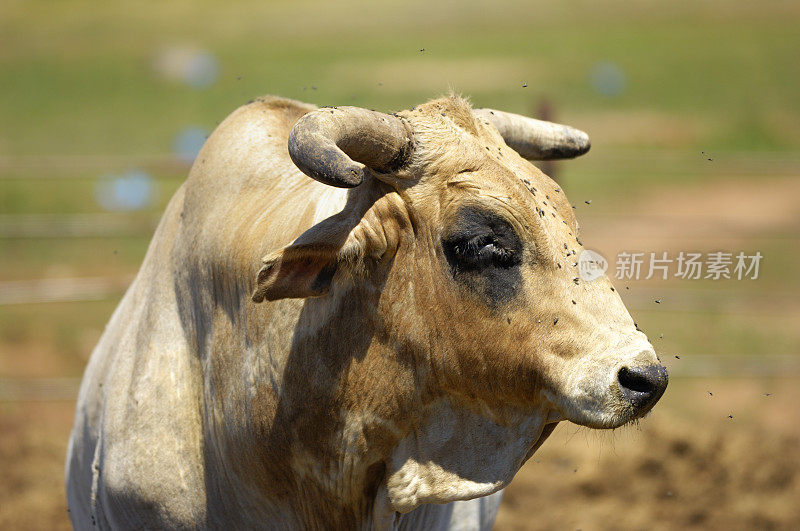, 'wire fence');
0,276,133,305
0,378,81,402
0,214,159,238
0,154,185,175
